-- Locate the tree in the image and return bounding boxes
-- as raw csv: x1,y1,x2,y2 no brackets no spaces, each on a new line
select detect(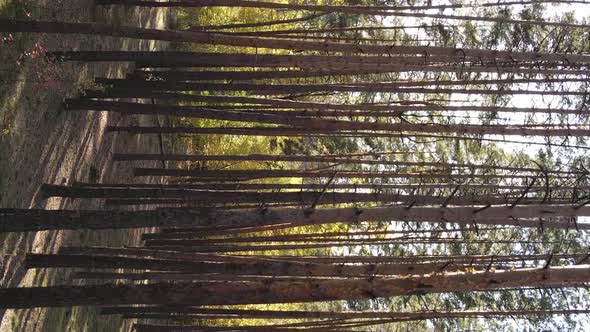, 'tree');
2,265,590,308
